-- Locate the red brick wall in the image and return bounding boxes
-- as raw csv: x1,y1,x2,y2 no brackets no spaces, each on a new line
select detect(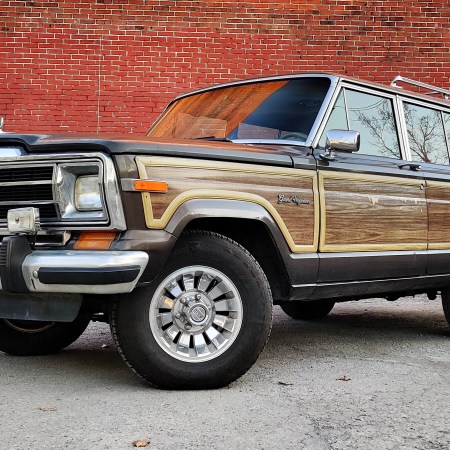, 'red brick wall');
1,1,449,133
